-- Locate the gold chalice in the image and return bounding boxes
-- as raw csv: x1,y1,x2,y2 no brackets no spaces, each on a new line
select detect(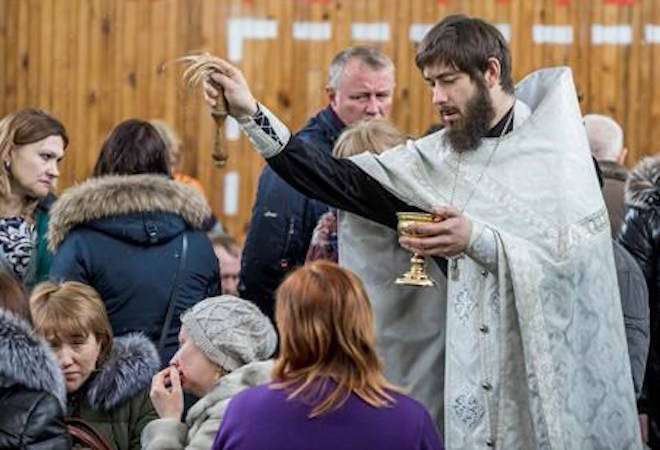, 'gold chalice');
395,212,436,287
